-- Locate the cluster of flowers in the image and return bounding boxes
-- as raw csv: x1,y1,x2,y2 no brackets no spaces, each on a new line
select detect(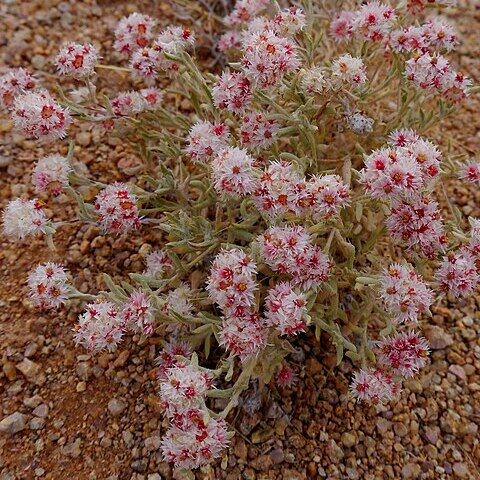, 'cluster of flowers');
157,349,229,469
187,122,351,220
351,330,430,402
330,1,470,103
114,13,195,79
360,129,447,258
27,263,71,310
